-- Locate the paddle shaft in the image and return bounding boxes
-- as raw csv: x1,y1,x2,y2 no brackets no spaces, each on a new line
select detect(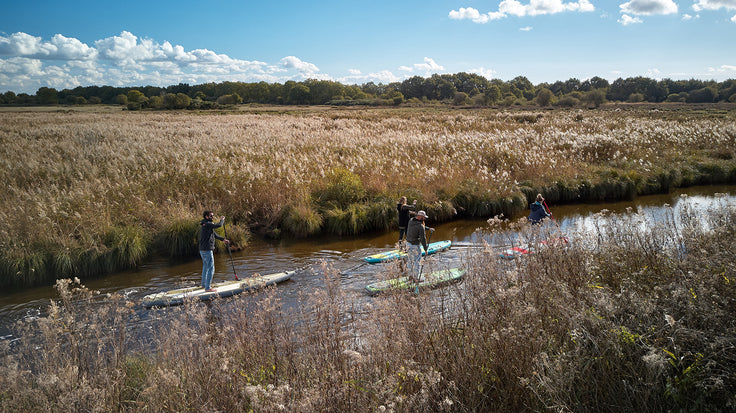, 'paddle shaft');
222,222,239,281
543,200,560,228
417,229,433,280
